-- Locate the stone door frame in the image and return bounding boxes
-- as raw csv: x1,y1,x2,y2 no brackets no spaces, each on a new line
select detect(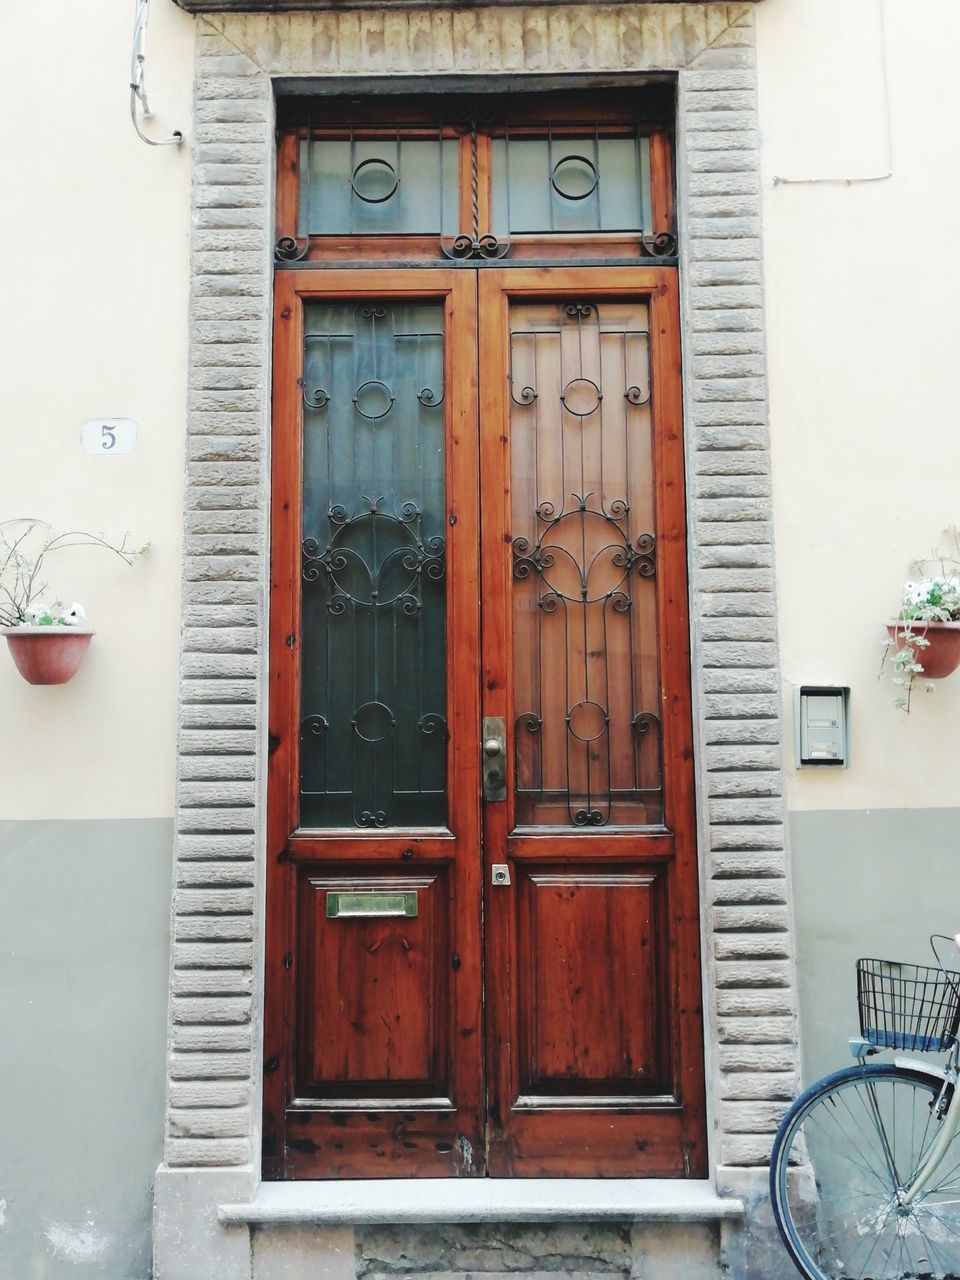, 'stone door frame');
155,4,798,1272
